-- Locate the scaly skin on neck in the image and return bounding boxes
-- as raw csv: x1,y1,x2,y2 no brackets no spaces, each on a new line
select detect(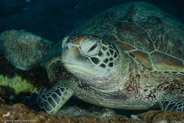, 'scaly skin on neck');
70,48,157,110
